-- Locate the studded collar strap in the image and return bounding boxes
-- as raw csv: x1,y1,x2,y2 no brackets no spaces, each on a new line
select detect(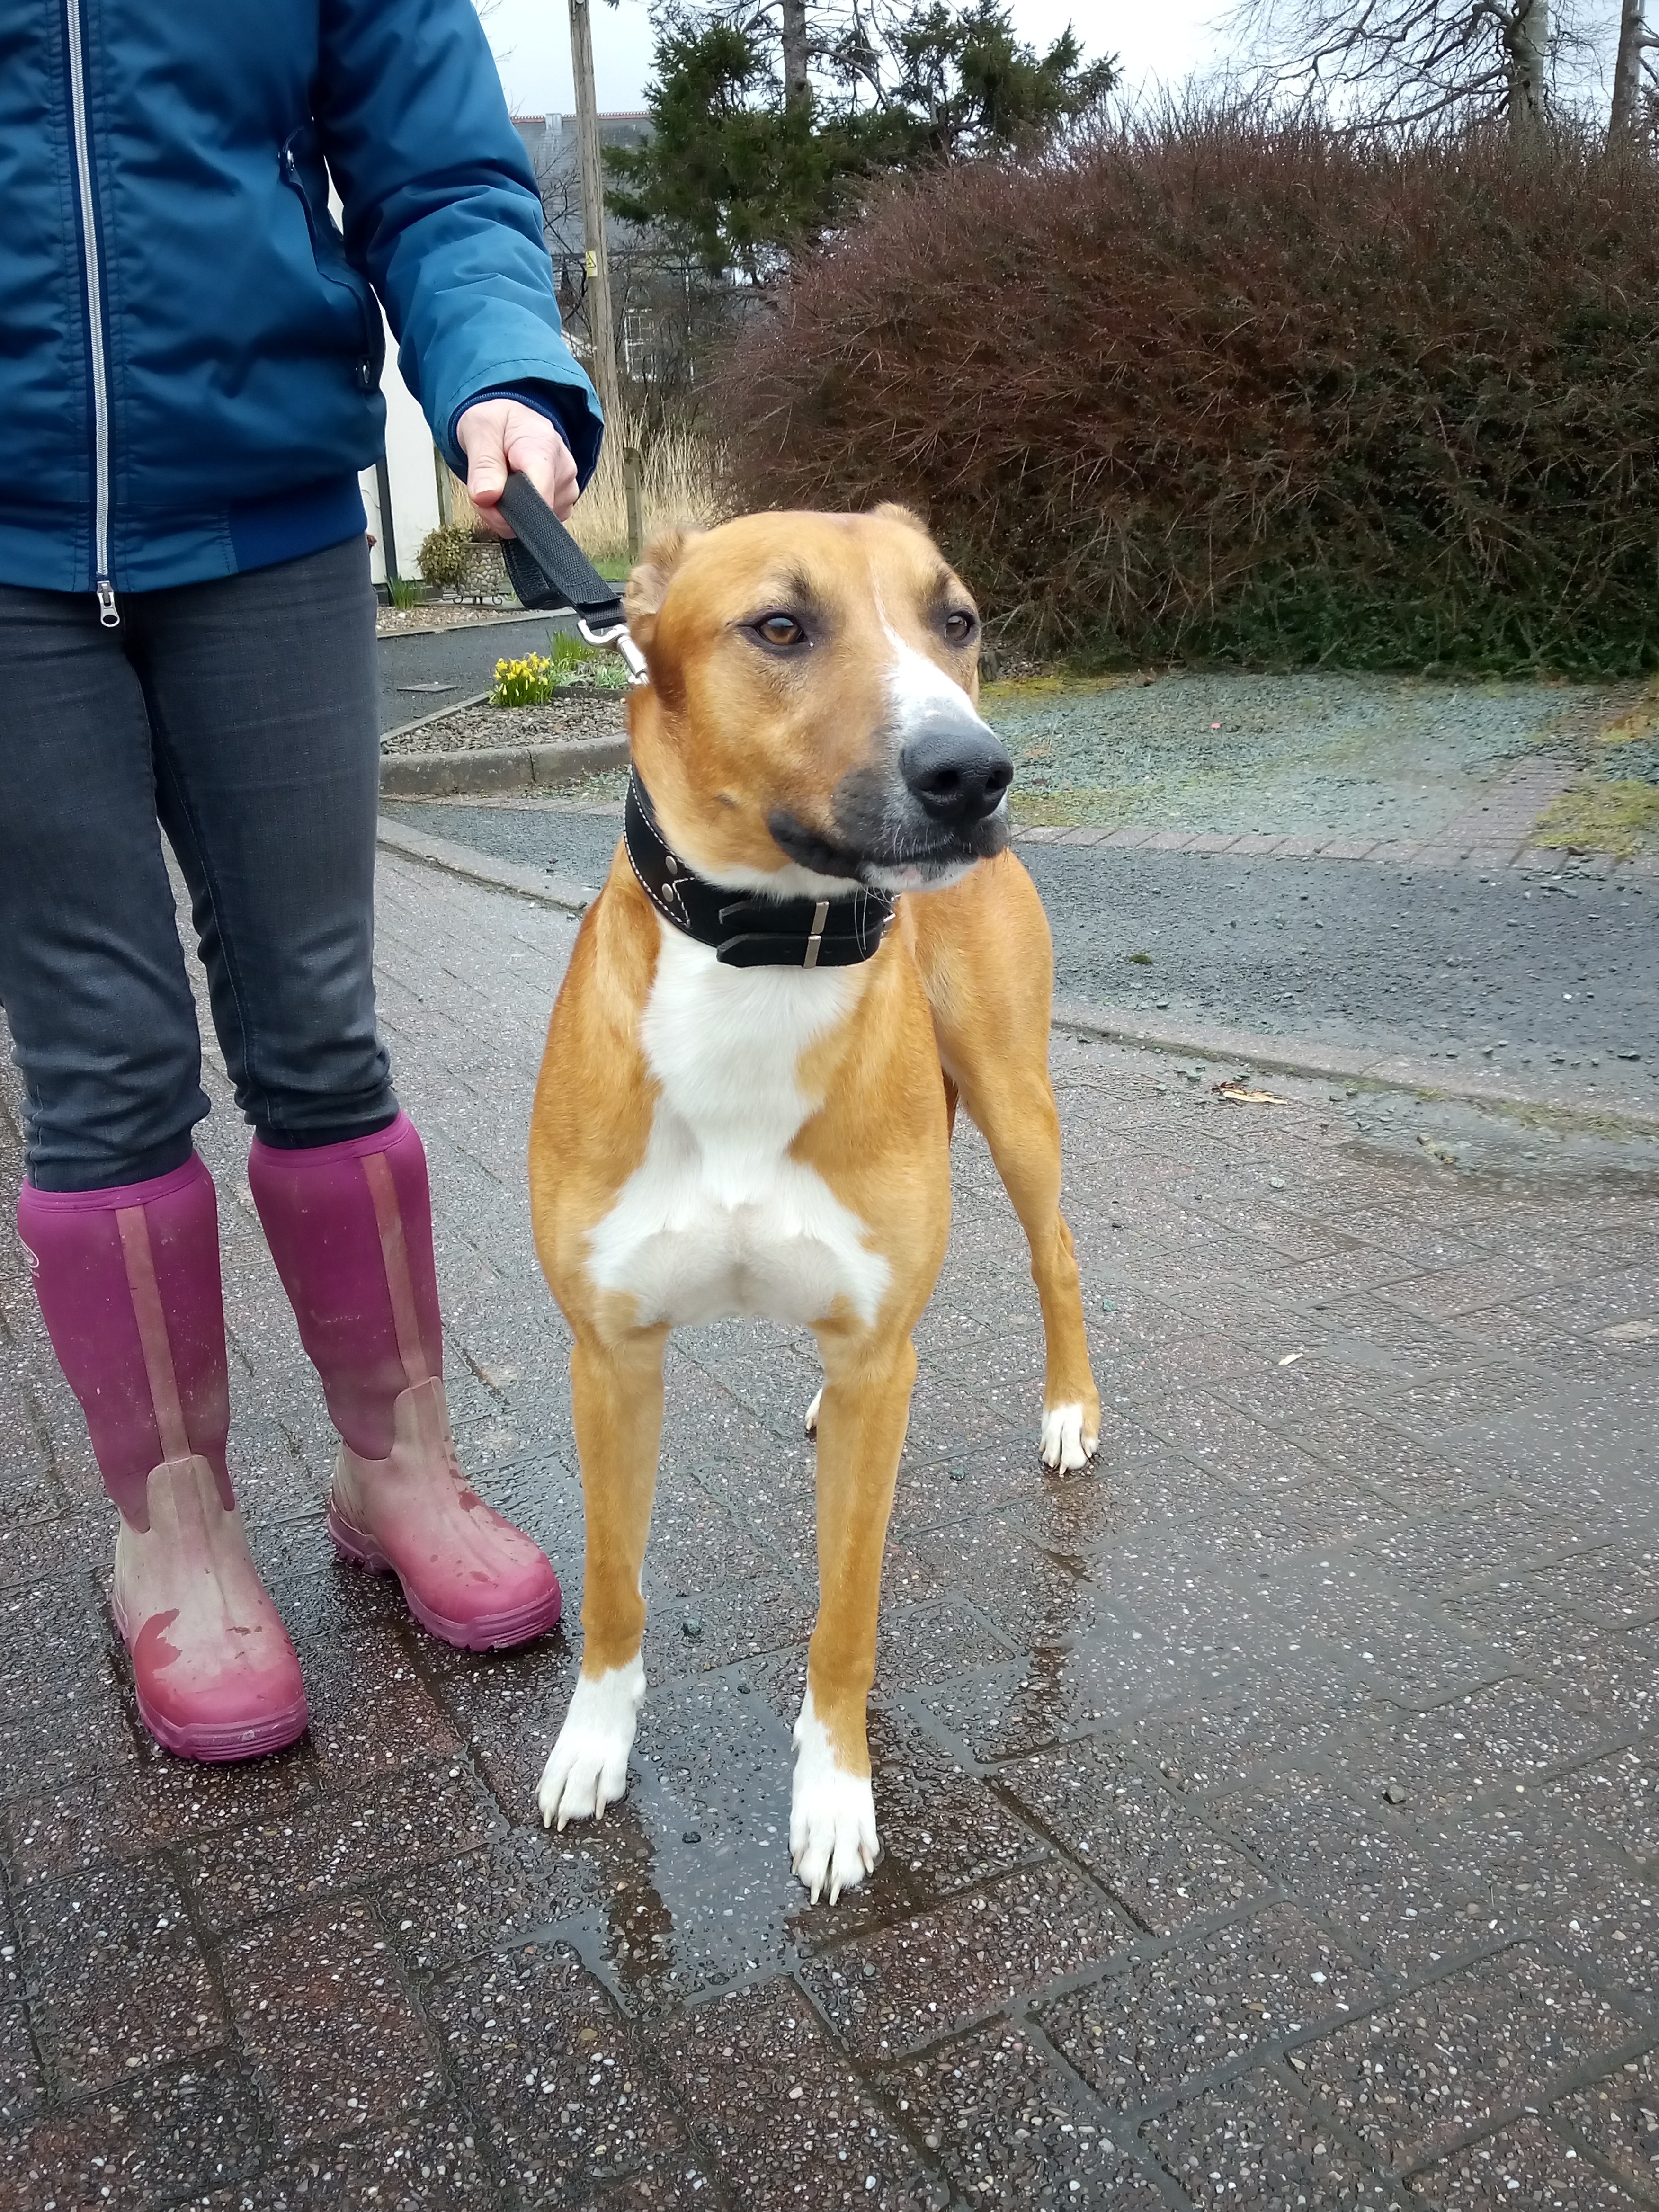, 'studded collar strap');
623,774,895,970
